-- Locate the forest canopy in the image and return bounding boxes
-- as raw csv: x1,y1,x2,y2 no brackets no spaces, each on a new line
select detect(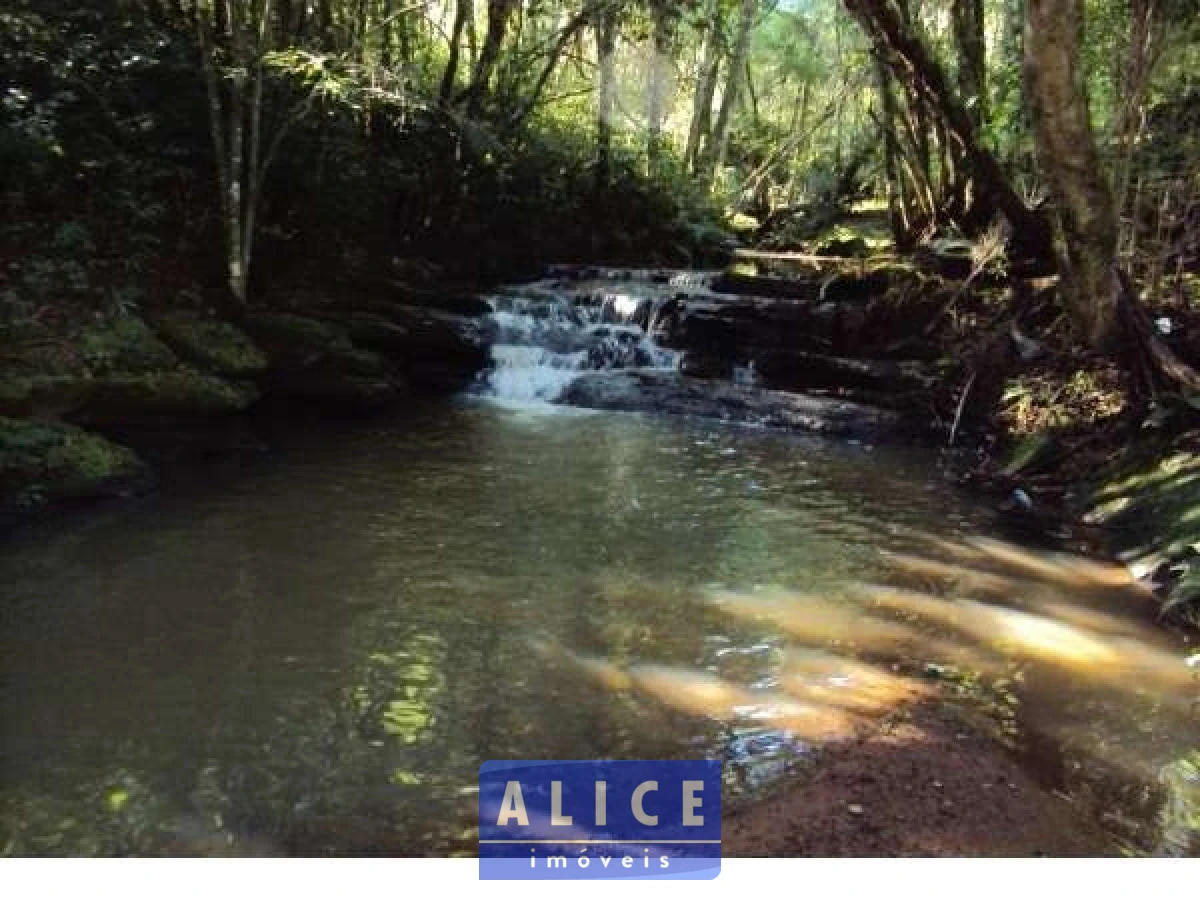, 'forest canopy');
1,0,1198,360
